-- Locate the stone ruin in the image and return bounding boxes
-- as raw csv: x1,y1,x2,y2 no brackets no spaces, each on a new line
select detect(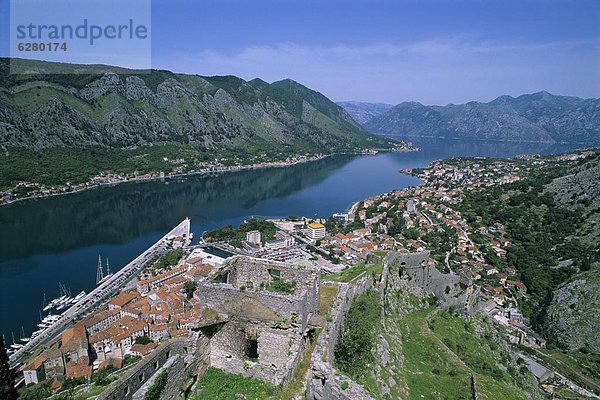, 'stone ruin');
97,255,320,399
194,255,321,386
97,251,479,399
